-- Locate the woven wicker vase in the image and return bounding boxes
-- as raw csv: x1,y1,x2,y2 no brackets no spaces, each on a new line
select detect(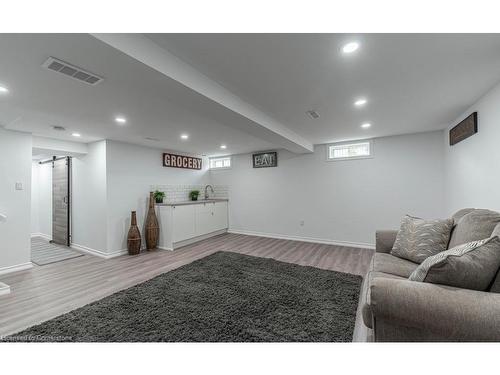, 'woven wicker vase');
145,192,159,250
127,211,141,255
